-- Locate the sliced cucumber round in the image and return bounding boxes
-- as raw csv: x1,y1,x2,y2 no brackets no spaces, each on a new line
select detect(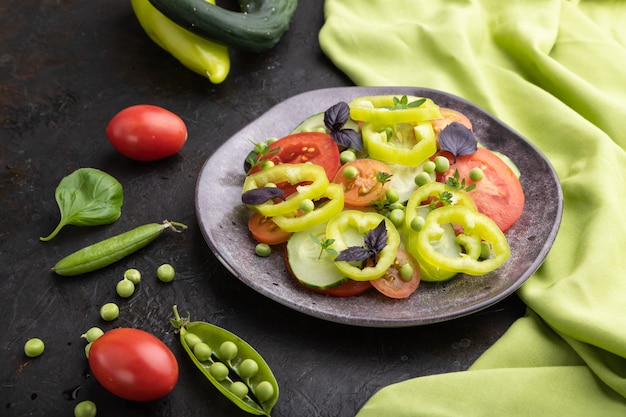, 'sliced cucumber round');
286,223,347,290
290,112,360,135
